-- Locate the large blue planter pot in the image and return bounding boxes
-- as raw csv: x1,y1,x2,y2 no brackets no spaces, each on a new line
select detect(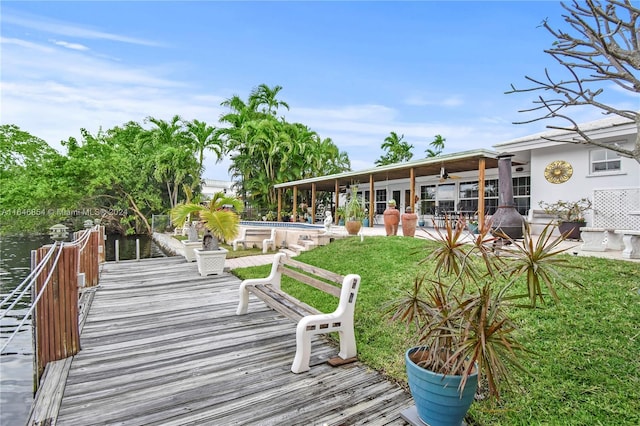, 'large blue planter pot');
405,347,478,426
